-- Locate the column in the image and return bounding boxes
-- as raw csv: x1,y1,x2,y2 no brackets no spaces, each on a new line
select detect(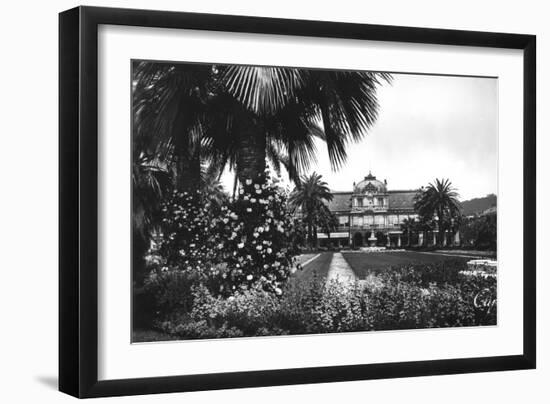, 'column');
432,231,437,246
418,232,424,247
454,230,461,246
397,234,401,247
442,231,447,247
386,233,391,248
